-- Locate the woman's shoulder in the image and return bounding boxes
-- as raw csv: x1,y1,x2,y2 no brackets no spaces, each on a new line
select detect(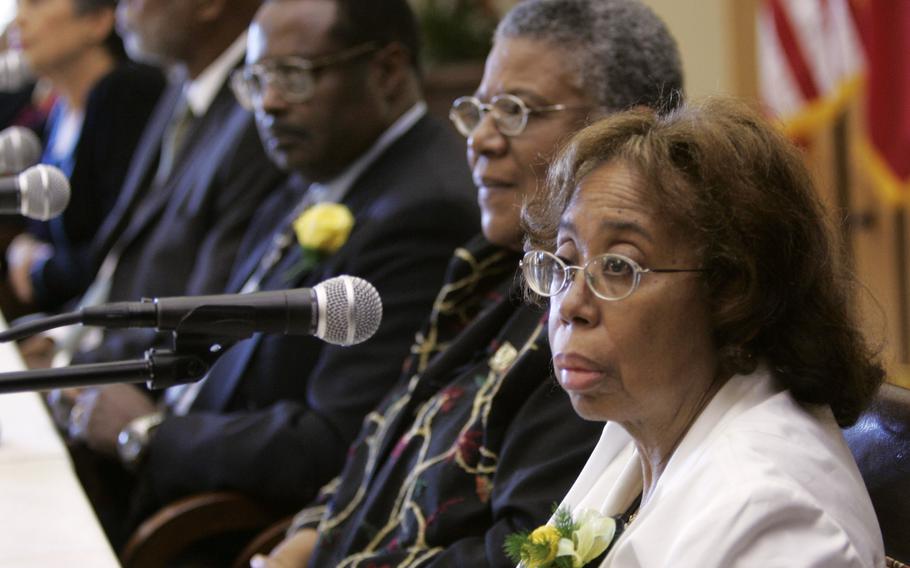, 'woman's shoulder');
706,381,862,495
665,389,883,565
680,369,864,494
620,422,884,566
626,370,882,566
